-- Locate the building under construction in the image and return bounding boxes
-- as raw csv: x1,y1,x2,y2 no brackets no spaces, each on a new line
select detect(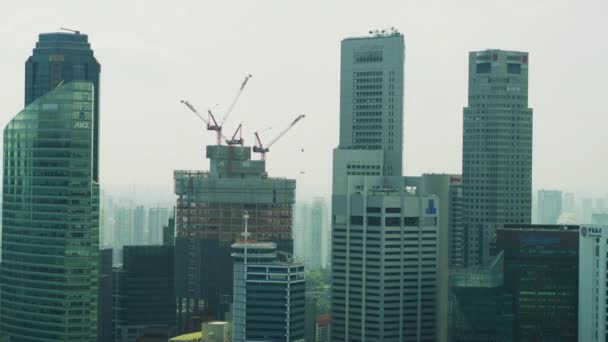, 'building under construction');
174,145,295,333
